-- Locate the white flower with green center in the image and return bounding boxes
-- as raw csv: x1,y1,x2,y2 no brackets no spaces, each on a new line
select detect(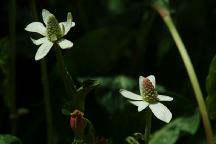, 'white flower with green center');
25,9,75,60
119,75,173,123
